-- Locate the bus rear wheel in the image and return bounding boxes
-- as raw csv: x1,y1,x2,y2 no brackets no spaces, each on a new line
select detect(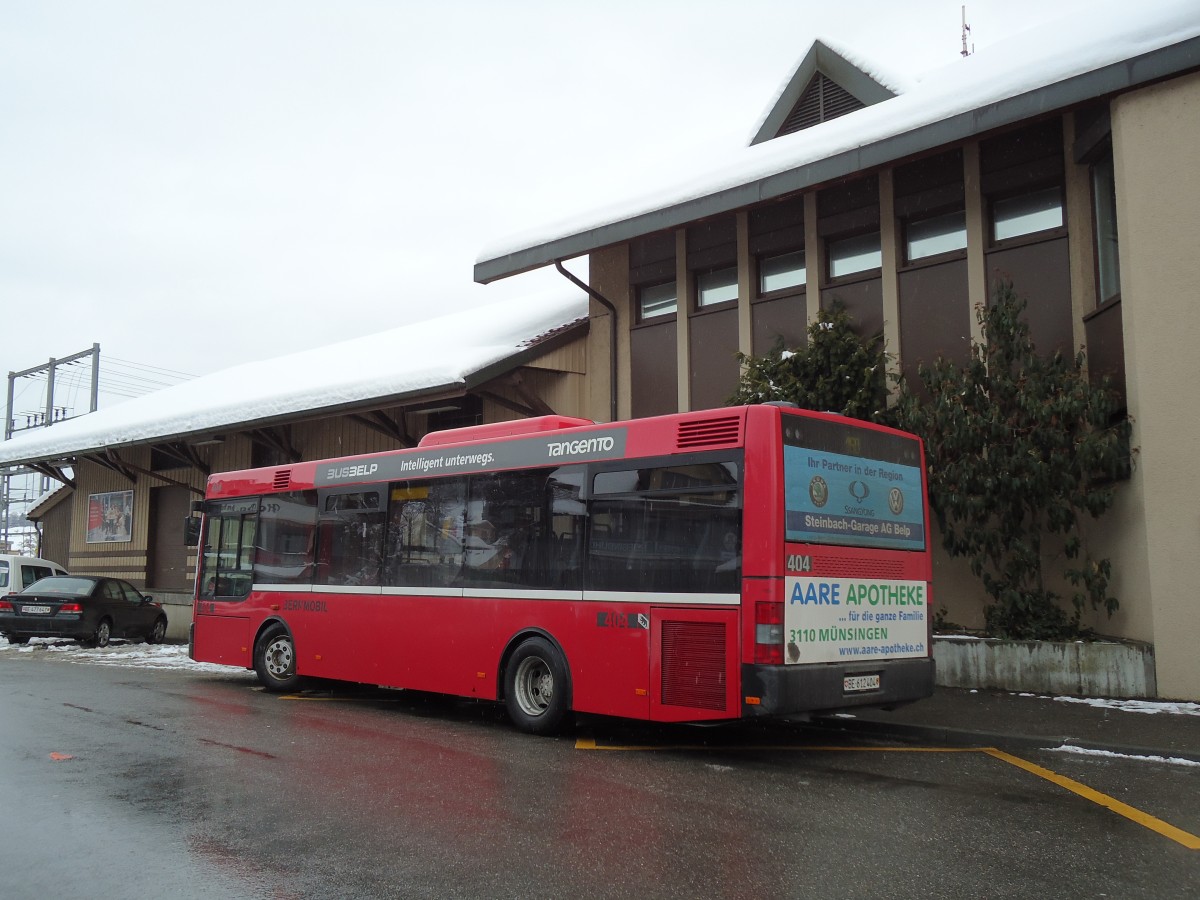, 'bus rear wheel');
504,636,571,735
254,624,304,692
